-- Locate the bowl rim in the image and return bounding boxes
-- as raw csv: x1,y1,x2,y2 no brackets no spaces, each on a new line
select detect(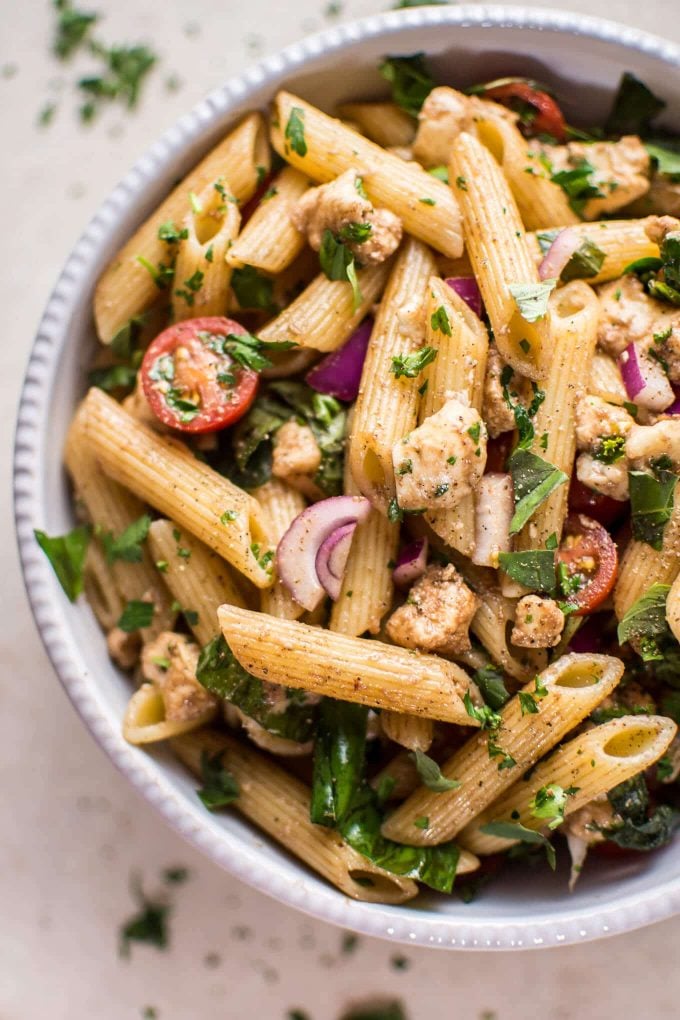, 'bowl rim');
14,3,680,951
